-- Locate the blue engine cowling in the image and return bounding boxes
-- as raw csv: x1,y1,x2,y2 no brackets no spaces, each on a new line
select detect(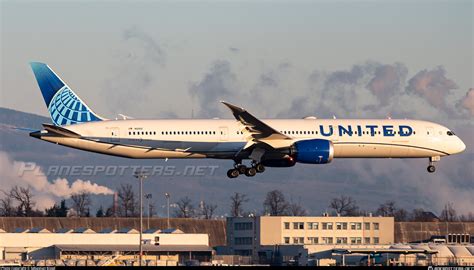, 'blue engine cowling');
291,139,334,164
